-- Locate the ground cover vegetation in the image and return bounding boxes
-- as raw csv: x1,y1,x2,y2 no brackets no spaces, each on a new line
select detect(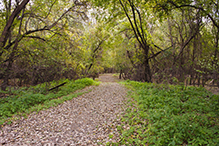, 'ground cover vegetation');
110,80,219,145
